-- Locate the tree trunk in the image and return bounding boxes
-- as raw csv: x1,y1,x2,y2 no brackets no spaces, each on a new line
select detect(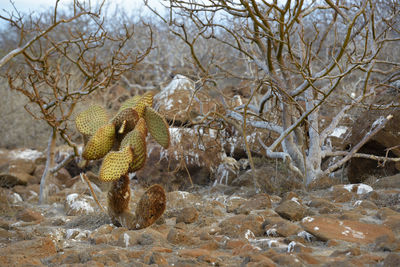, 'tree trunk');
39,128,57,204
